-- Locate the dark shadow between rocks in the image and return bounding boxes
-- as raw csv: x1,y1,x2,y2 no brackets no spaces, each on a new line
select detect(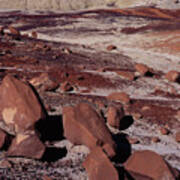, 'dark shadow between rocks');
116,166,135,180
113,133,131,164
119,116,134,130
29,84,48,117
177,76,180,84
145,71,154,77
35,115,64,142
41,147,67,162
3,134,14,151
